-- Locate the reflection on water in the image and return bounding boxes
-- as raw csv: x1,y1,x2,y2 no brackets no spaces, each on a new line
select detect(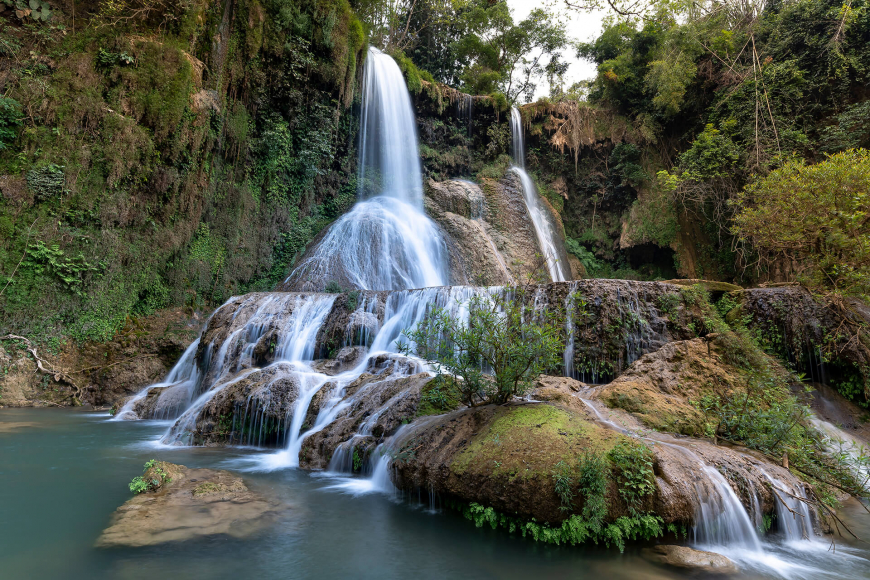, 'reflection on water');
1,409,868,580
